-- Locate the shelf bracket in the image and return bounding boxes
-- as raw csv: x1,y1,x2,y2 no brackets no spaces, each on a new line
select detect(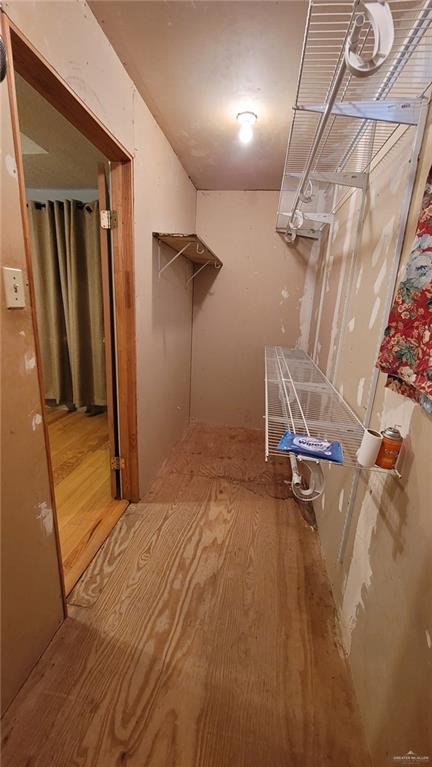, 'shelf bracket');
280,211,334,242
303,212,334,226
186,260,210,285
158,242,191,278
285,170,367,190
277,225,321,241
296,98,424,126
